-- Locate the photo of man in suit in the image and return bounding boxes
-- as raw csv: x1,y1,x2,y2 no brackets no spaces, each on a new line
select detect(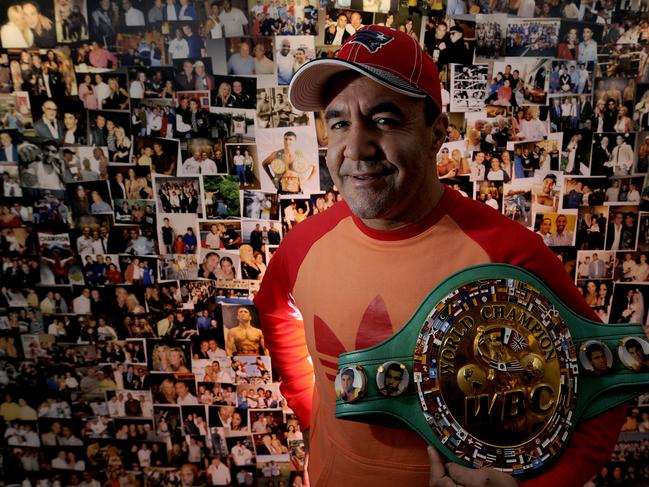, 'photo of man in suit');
0,132,19,162
34,100,64,142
